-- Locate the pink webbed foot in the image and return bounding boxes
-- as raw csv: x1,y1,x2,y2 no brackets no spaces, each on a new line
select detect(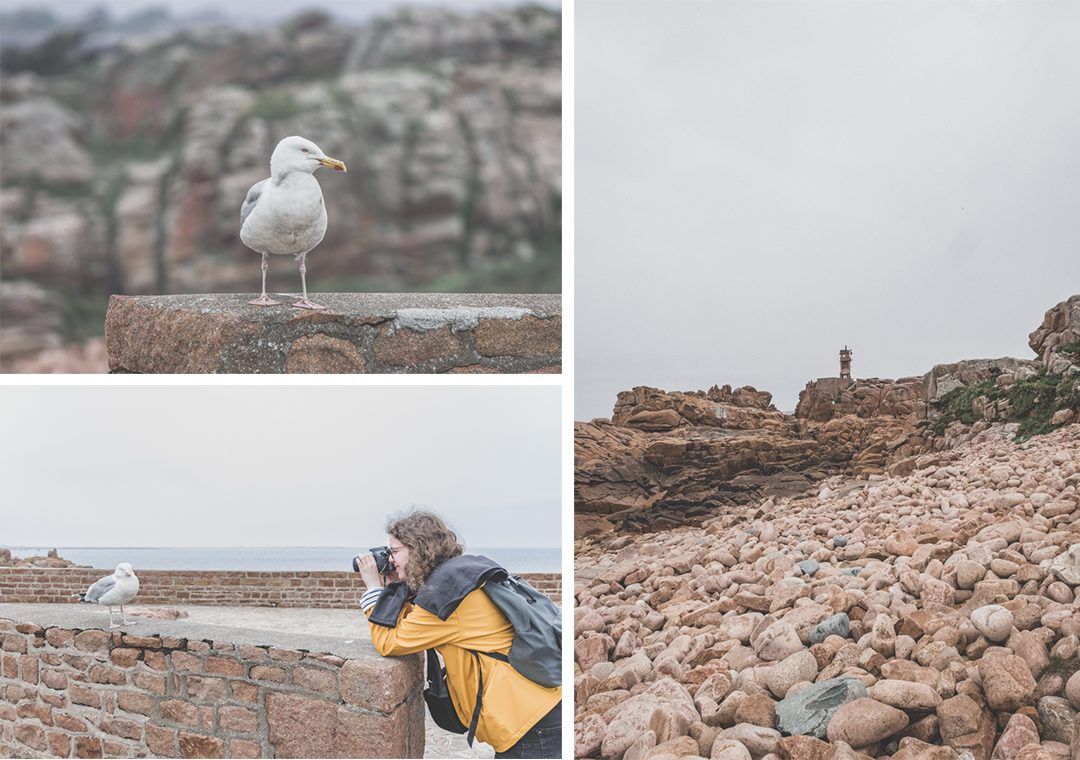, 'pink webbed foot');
248,294,281,306
291,297,327,310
